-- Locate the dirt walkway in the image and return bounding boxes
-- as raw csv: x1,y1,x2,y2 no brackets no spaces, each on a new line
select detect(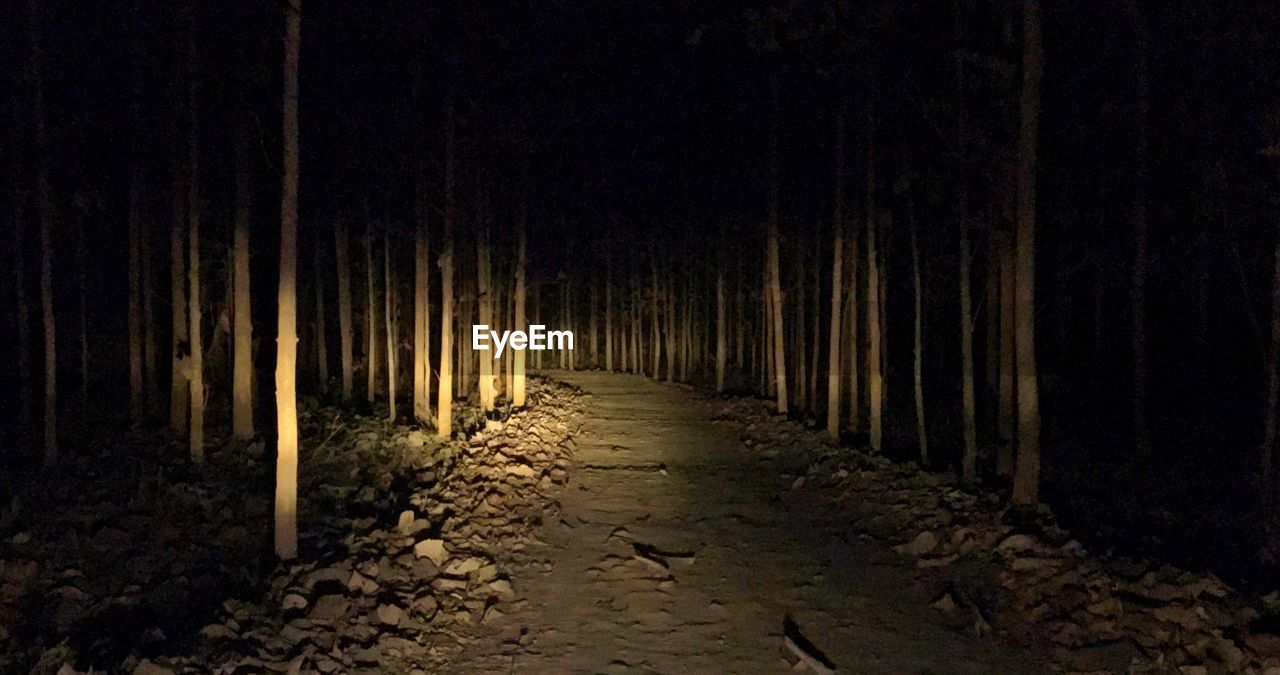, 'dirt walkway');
451,371,1040,673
